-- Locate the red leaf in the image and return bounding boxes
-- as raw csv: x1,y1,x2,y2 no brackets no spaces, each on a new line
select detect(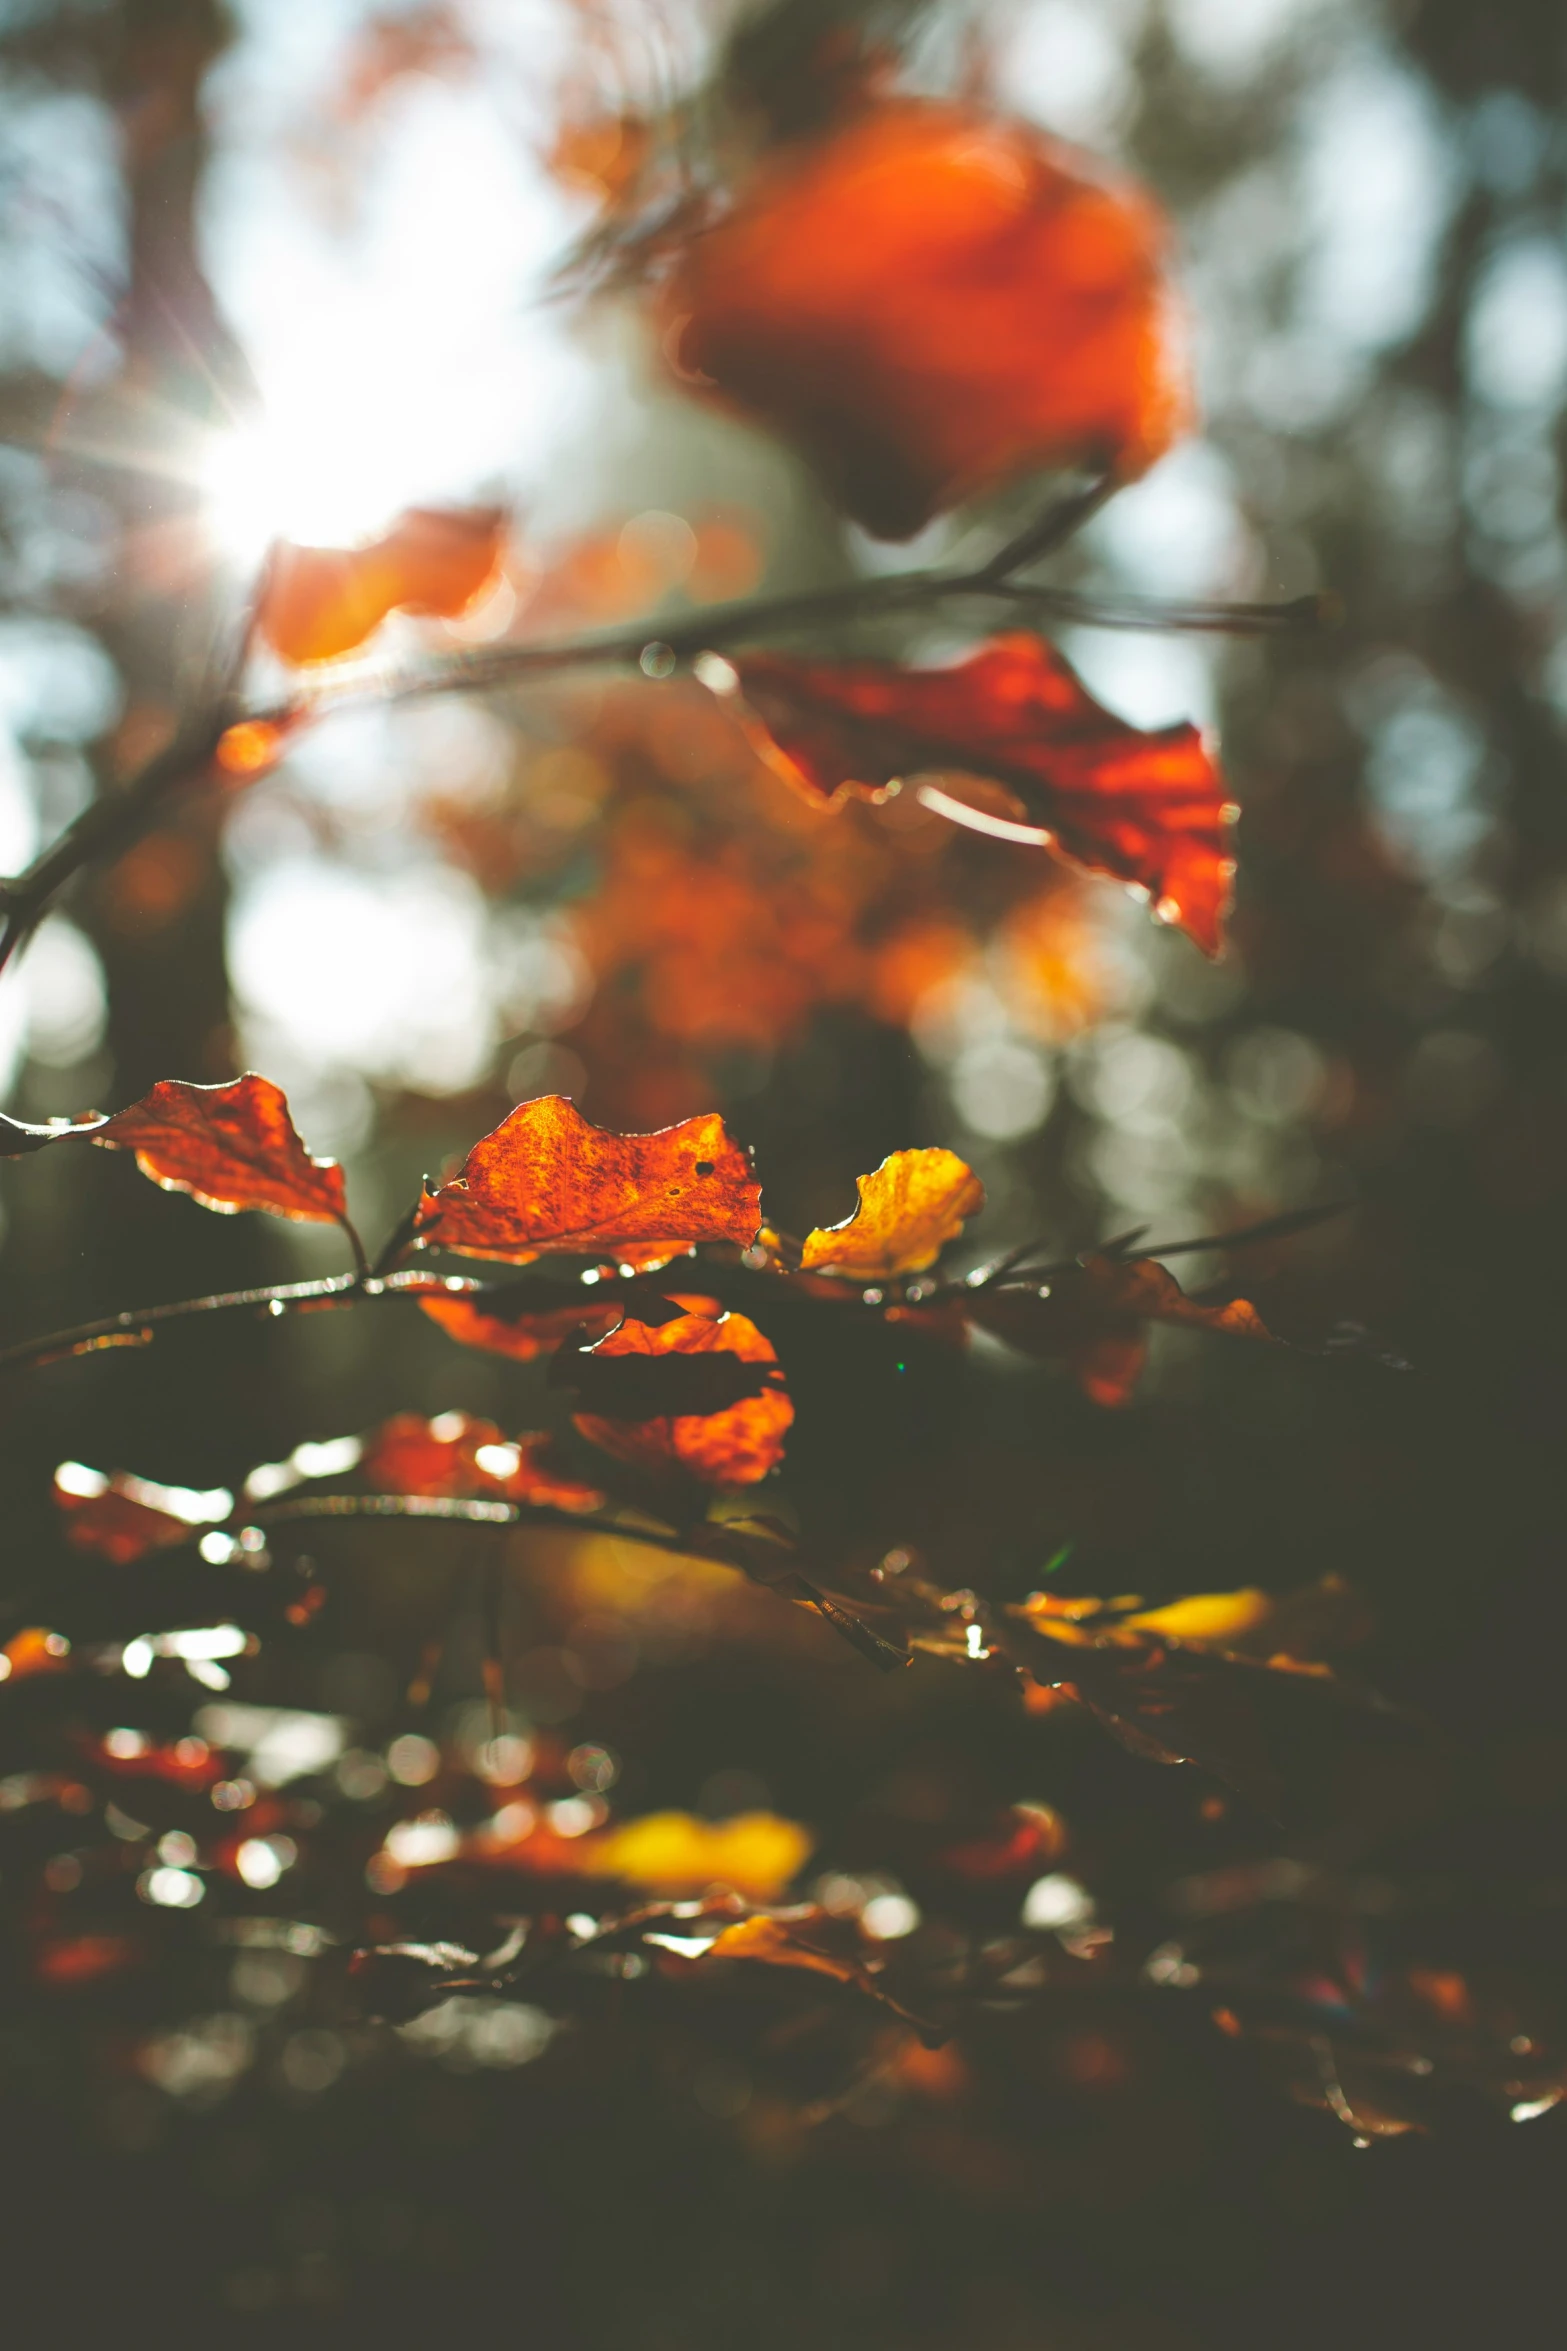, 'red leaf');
572,1310,793,1486
53,1461,230,1564
717,635,1232,952
91,1075,349,1227
665,100,1190,538
414,1094,761,1266
416,1291,625,1361
358,1413,604,1512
